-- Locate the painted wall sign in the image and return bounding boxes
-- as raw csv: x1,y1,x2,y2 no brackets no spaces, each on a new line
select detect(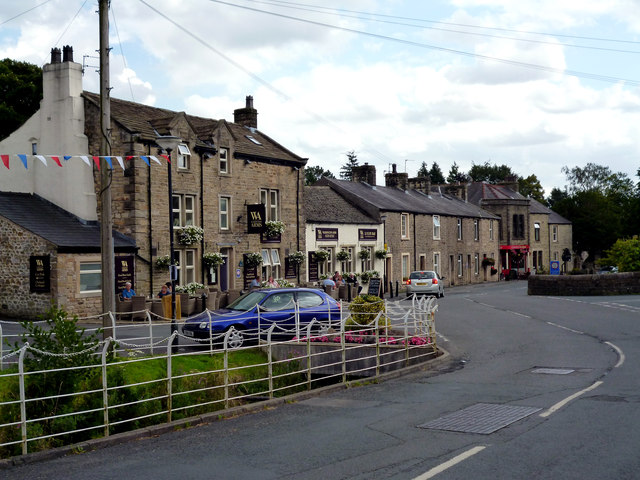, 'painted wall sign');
247,204,265,234
359,229,377,241
316,228,338,241
30,255,50,293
